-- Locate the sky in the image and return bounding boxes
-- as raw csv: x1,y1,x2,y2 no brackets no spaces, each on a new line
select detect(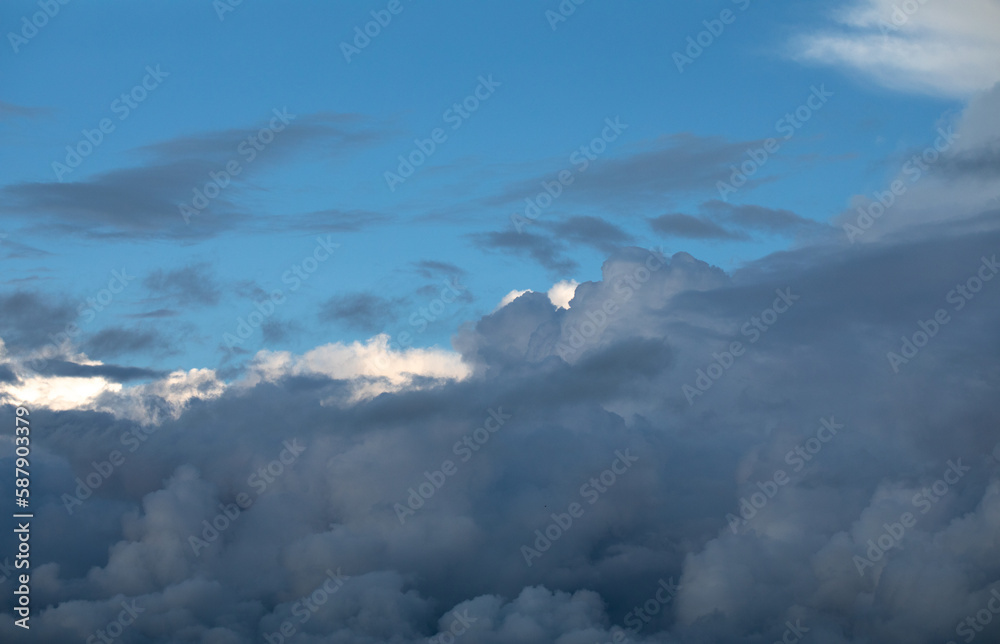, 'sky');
1,0,1000,642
